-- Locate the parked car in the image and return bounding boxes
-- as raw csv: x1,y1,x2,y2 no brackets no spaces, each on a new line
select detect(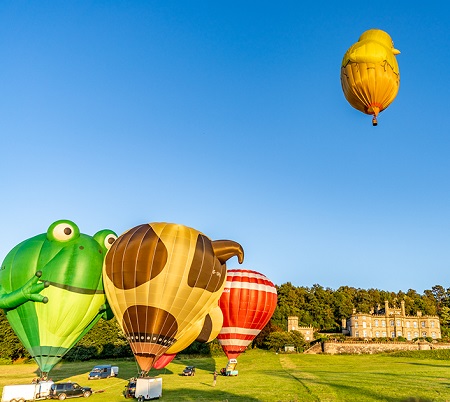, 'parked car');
182,366,195,376
48,382,92,399
123,378,136,399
